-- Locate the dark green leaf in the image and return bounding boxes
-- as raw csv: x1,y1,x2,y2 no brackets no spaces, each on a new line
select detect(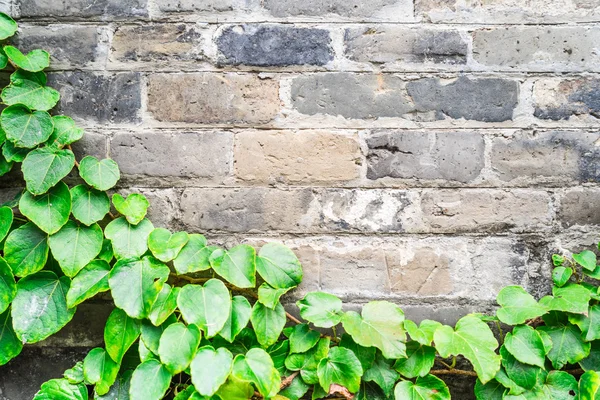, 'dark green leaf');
66,259,111,308
0,206,12,242
279,374,310,400
2,140,29,162
474,379,505,400
104,217,154,260
0,309,22,366
538,324,591,369
256,242,302,289
393,341,436,379
285,337,330,385
79,156,120,191
0,257,17,314
140,316,176,355
504,325,548,368
178,279,231,338
364,352,399,397
49,221,103,277
339,333,376,372
267,339,289,375
22,148,75,195
190,346,233,396
70,185,110,226
19,181,71,234
104,308,141,364
96,371,132,400
500,346,543,390
46,116,84,149
3,222,48,277
318,346,363,393
0,155,12,176
289,323,321,354
2,104,53,148
580,341,600,371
